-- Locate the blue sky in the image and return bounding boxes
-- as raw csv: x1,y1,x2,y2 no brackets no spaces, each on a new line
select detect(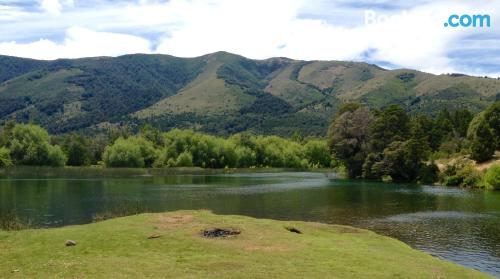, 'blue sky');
0,0,498,77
